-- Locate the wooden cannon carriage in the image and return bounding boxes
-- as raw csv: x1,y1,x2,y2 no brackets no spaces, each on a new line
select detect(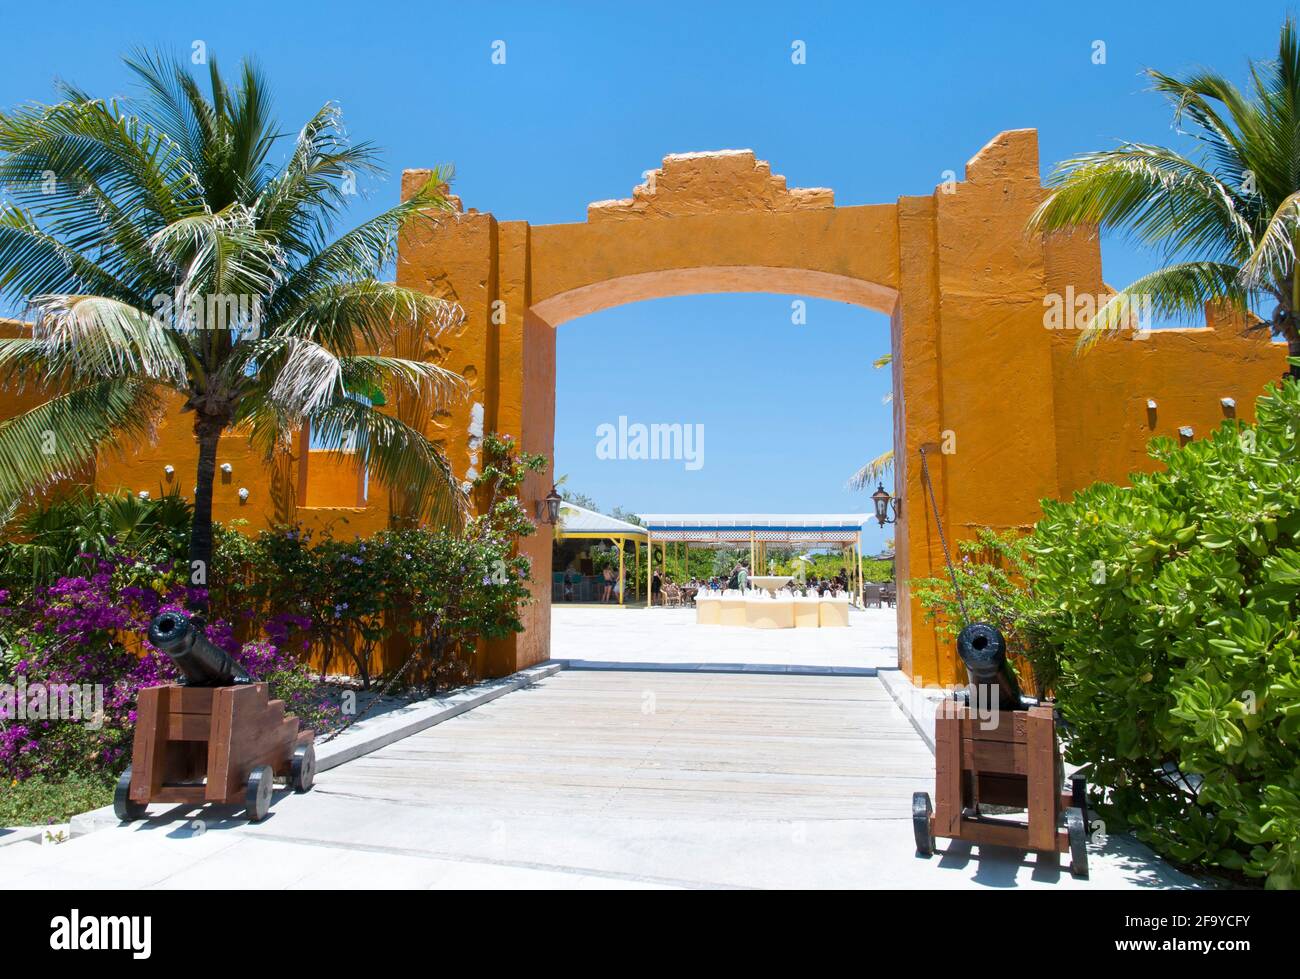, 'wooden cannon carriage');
912,697,1089,878
114,682,315,823
910,448,1090,878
